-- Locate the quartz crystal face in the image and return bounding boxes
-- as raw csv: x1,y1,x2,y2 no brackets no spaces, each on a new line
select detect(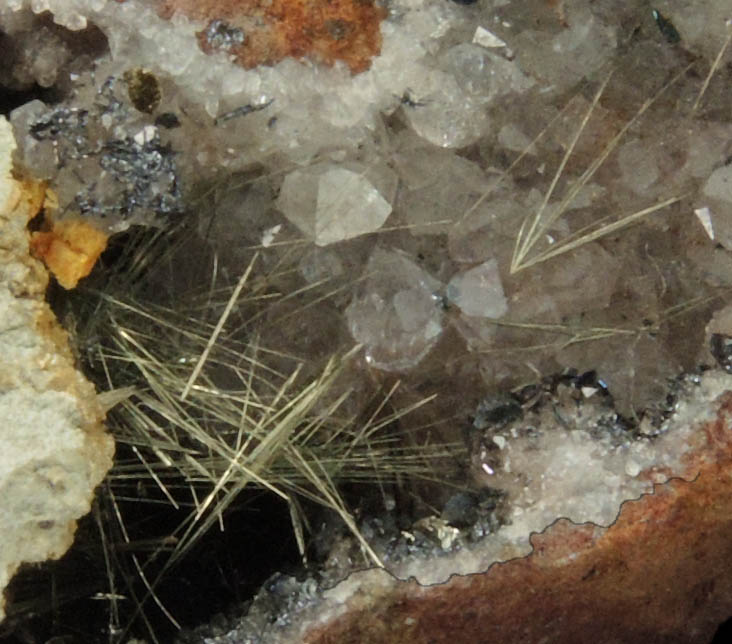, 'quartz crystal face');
346,248,444,371
276,163,394,246
701,165,732,250
447,258,508,319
